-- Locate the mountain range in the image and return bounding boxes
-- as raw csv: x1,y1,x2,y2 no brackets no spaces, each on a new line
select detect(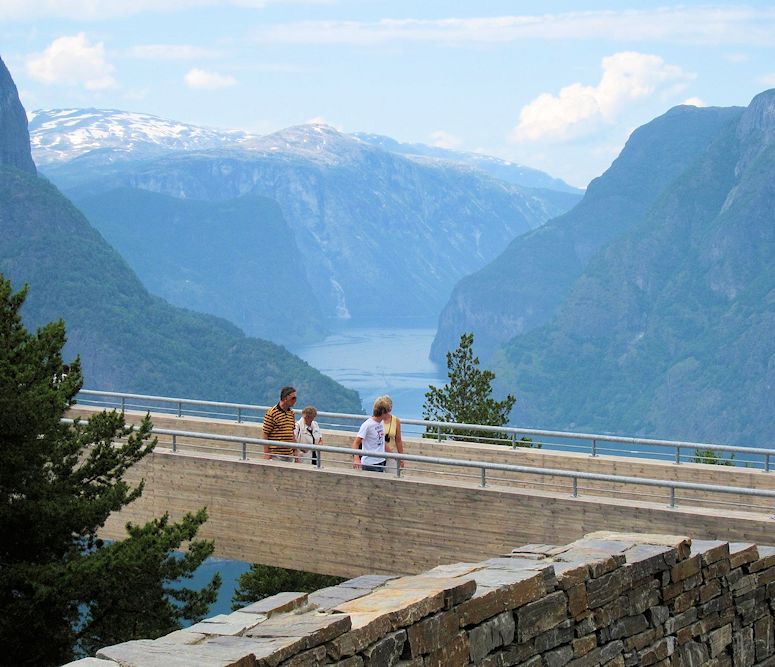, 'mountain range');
436,92,775,448
31,110,582,344
0,57,360,412
29,108,581,196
